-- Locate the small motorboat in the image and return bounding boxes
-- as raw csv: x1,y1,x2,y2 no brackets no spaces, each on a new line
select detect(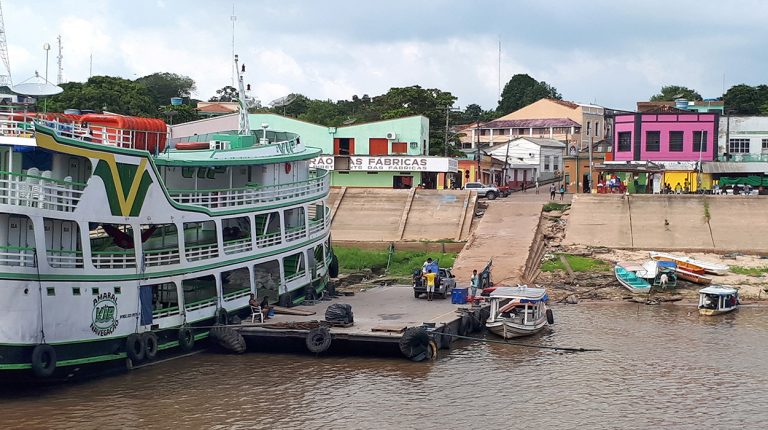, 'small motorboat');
649,251,728,275
698,286,739,315
615,261,677,294
485,285,553,339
